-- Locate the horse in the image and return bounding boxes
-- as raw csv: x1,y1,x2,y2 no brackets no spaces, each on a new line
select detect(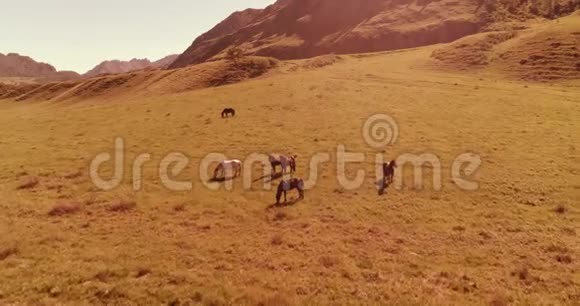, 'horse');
382,160,397,185
221,108,236,118
276,178,305,205
213,160,242,179
268,154,297,175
